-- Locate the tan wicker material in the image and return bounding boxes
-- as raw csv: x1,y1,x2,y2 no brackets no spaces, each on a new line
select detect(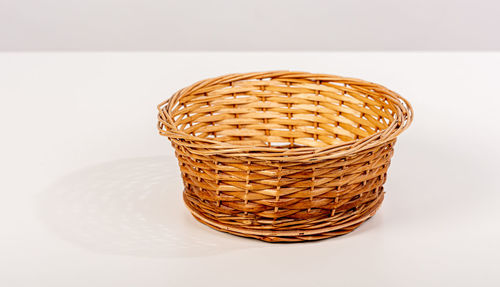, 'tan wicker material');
157,71,413,242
